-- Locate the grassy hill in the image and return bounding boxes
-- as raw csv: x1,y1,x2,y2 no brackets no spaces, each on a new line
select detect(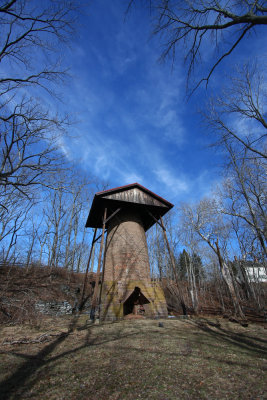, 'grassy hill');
0,316,266,400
